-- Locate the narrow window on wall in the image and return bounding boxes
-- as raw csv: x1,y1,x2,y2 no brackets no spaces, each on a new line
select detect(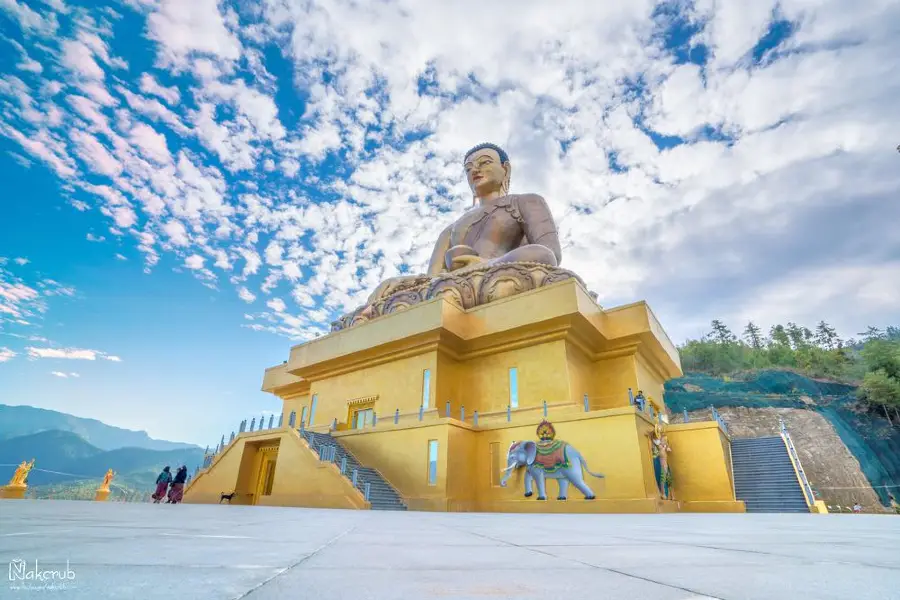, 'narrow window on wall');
300,406,308,427
427,440,439,485
509,367,519,409
422,369,431,409
309,394,318,426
